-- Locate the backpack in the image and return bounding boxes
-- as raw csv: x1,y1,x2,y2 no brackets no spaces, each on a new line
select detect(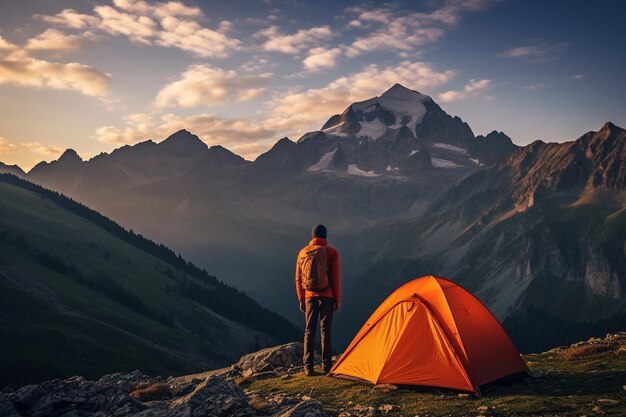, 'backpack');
301,246,329,292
